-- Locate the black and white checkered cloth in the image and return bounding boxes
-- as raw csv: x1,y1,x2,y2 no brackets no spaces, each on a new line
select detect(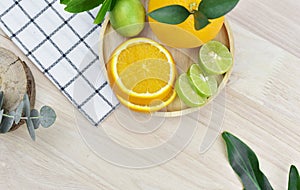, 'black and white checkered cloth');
0,0,119,126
